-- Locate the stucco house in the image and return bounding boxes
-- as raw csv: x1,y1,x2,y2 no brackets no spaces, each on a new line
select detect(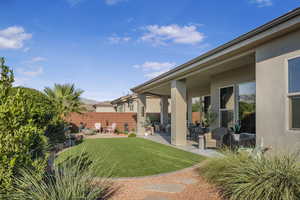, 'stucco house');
131,8,300,153
93,101,116,112
111,93,171,122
